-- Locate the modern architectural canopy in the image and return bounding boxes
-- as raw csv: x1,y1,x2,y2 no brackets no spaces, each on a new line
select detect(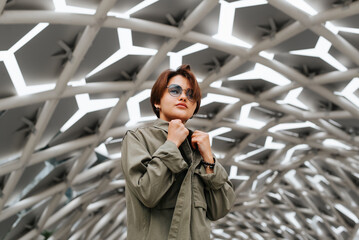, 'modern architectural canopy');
1,0,359,239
